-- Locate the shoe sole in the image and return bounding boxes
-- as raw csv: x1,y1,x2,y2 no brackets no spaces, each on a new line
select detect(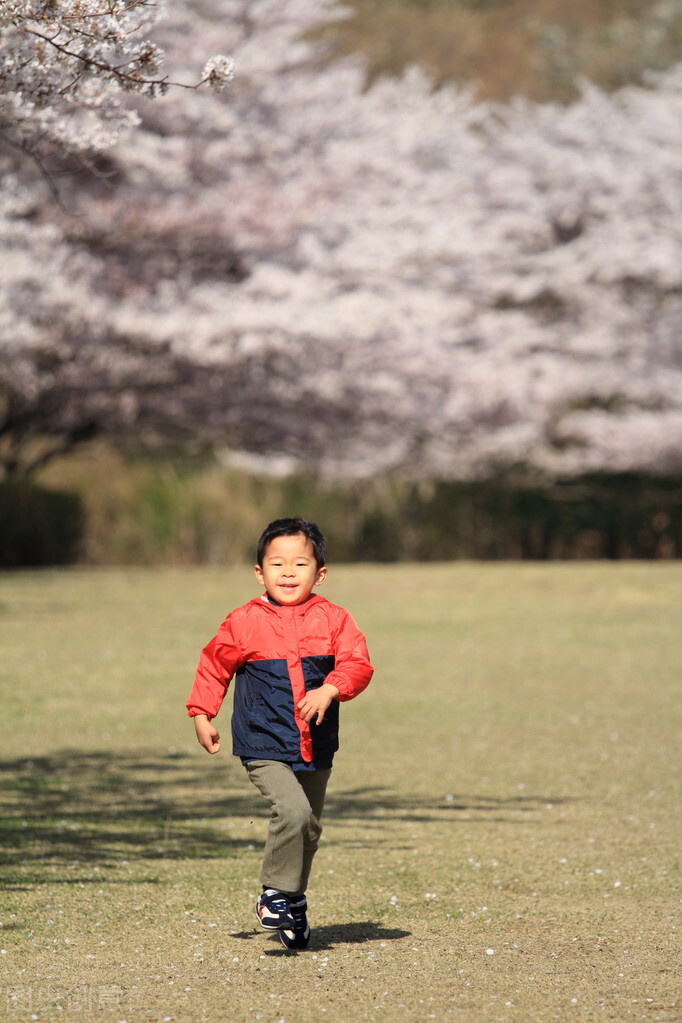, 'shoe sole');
278,925,311,950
